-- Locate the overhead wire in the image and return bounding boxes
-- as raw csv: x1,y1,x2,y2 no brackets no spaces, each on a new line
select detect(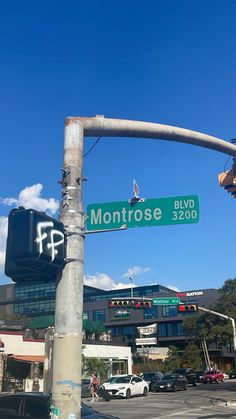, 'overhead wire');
83,137,101,157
